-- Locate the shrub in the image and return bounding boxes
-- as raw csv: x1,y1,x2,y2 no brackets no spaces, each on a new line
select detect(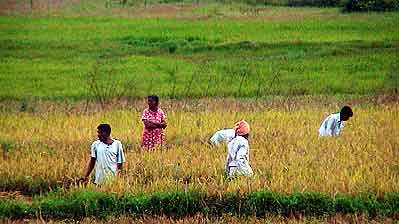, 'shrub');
287,192,335,216
147,191,202,217
0,200,33,219
287,0,342,7
241,191,289,216
2,190,399,219
204,192,241,216
39,190,118,219
335,193,382,217
344,0,399,12
382,192,399,217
